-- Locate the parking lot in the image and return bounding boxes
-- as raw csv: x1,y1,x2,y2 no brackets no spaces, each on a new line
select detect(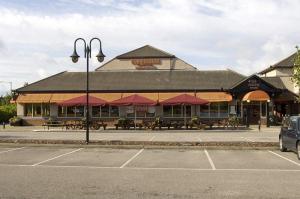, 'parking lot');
0,145,300,198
